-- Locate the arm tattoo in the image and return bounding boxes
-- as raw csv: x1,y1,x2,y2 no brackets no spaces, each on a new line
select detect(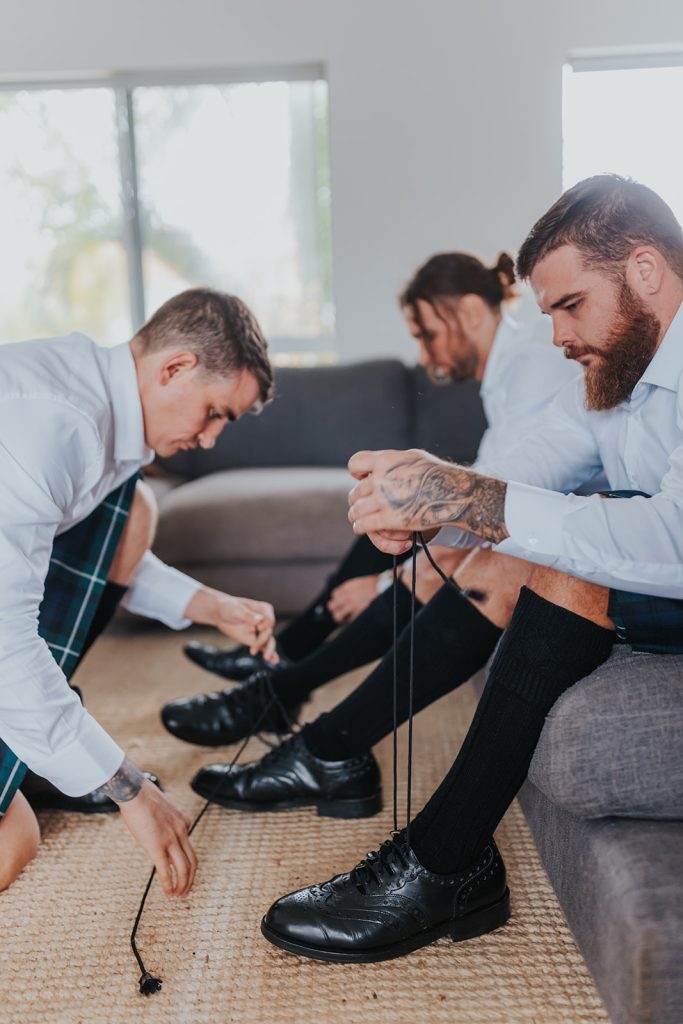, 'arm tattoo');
95,755,145,803
381,457,510,544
